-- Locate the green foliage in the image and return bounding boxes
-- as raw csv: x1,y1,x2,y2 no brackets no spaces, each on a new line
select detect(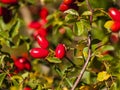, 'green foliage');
0,0,120,90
